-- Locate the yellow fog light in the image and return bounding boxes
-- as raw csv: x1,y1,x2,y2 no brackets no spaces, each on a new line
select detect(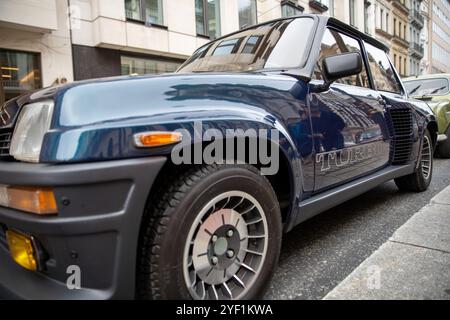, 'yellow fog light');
0,185,57,215
5,230,38,271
